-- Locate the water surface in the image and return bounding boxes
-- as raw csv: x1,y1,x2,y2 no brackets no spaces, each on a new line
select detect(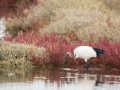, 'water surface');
0,68,120,90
